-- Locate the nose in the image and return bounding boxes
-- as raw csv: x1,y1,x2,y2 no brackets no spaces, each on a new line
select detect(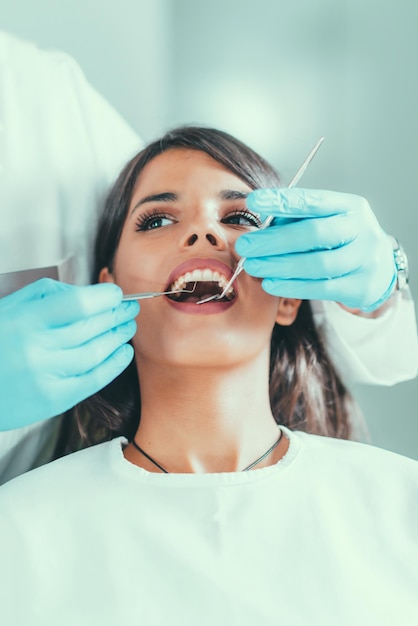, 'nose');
179,218,228,250
184,232,222,247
